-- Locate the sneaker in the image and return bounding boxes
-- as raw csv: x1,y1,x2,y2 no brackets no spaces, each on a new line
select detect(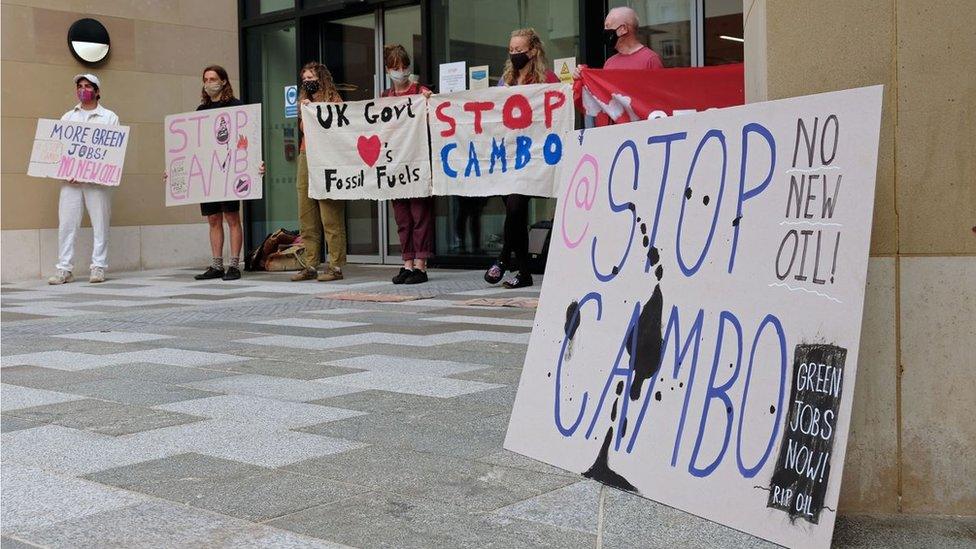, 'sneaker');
89,267,105,284
48,270,74,285
392,268,412,284
290,267,317,281
484,261,506,284
194,266,225,280
404,270,428,285
317,267,344,282
503,272,533,289
222,266,241,281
